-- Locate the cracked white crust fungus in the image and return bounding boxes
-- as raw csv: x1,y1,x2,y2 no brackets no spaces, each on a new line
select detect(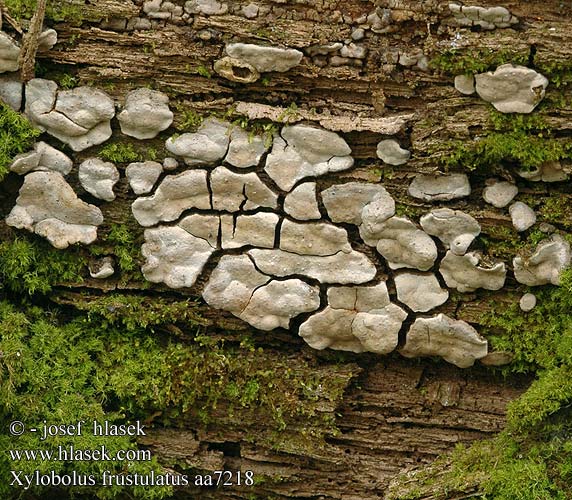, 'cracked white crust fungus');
248,248,377,284
5,171,103,249
0,31,20,73
25,79,115,151
202,254,270,314
220,213,278,249
408,173,471,202
509,201,537,232
141,225,216,288
483,180,518,208
321,182,394,226
210,167,277,212
420,208,480,256
131,170,210,226
360,216,438,271
126,161,163,195
264,125,353,191
283,182,321,220
376,139,410,166
78,158,120,202
225,43,303,73
225,127,268,168
10,142,73,176
394,272,449,312
165,118,230,166
400,314,488,368
299,283,407,354
280,219,352,256
240,279,320,331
